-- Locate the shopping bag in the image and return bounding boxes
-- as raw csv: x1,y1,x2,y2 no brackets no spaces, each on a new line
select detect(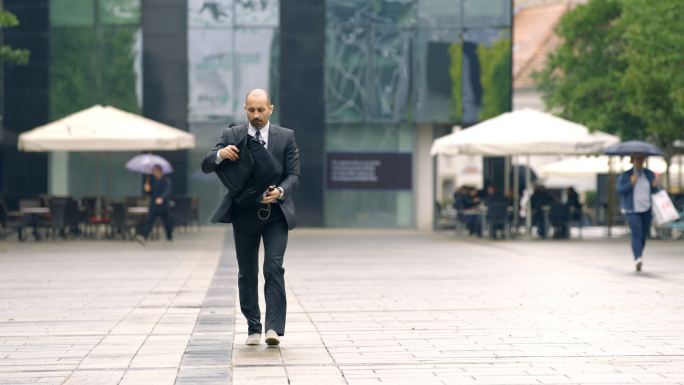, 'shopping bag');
651,190,680,225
